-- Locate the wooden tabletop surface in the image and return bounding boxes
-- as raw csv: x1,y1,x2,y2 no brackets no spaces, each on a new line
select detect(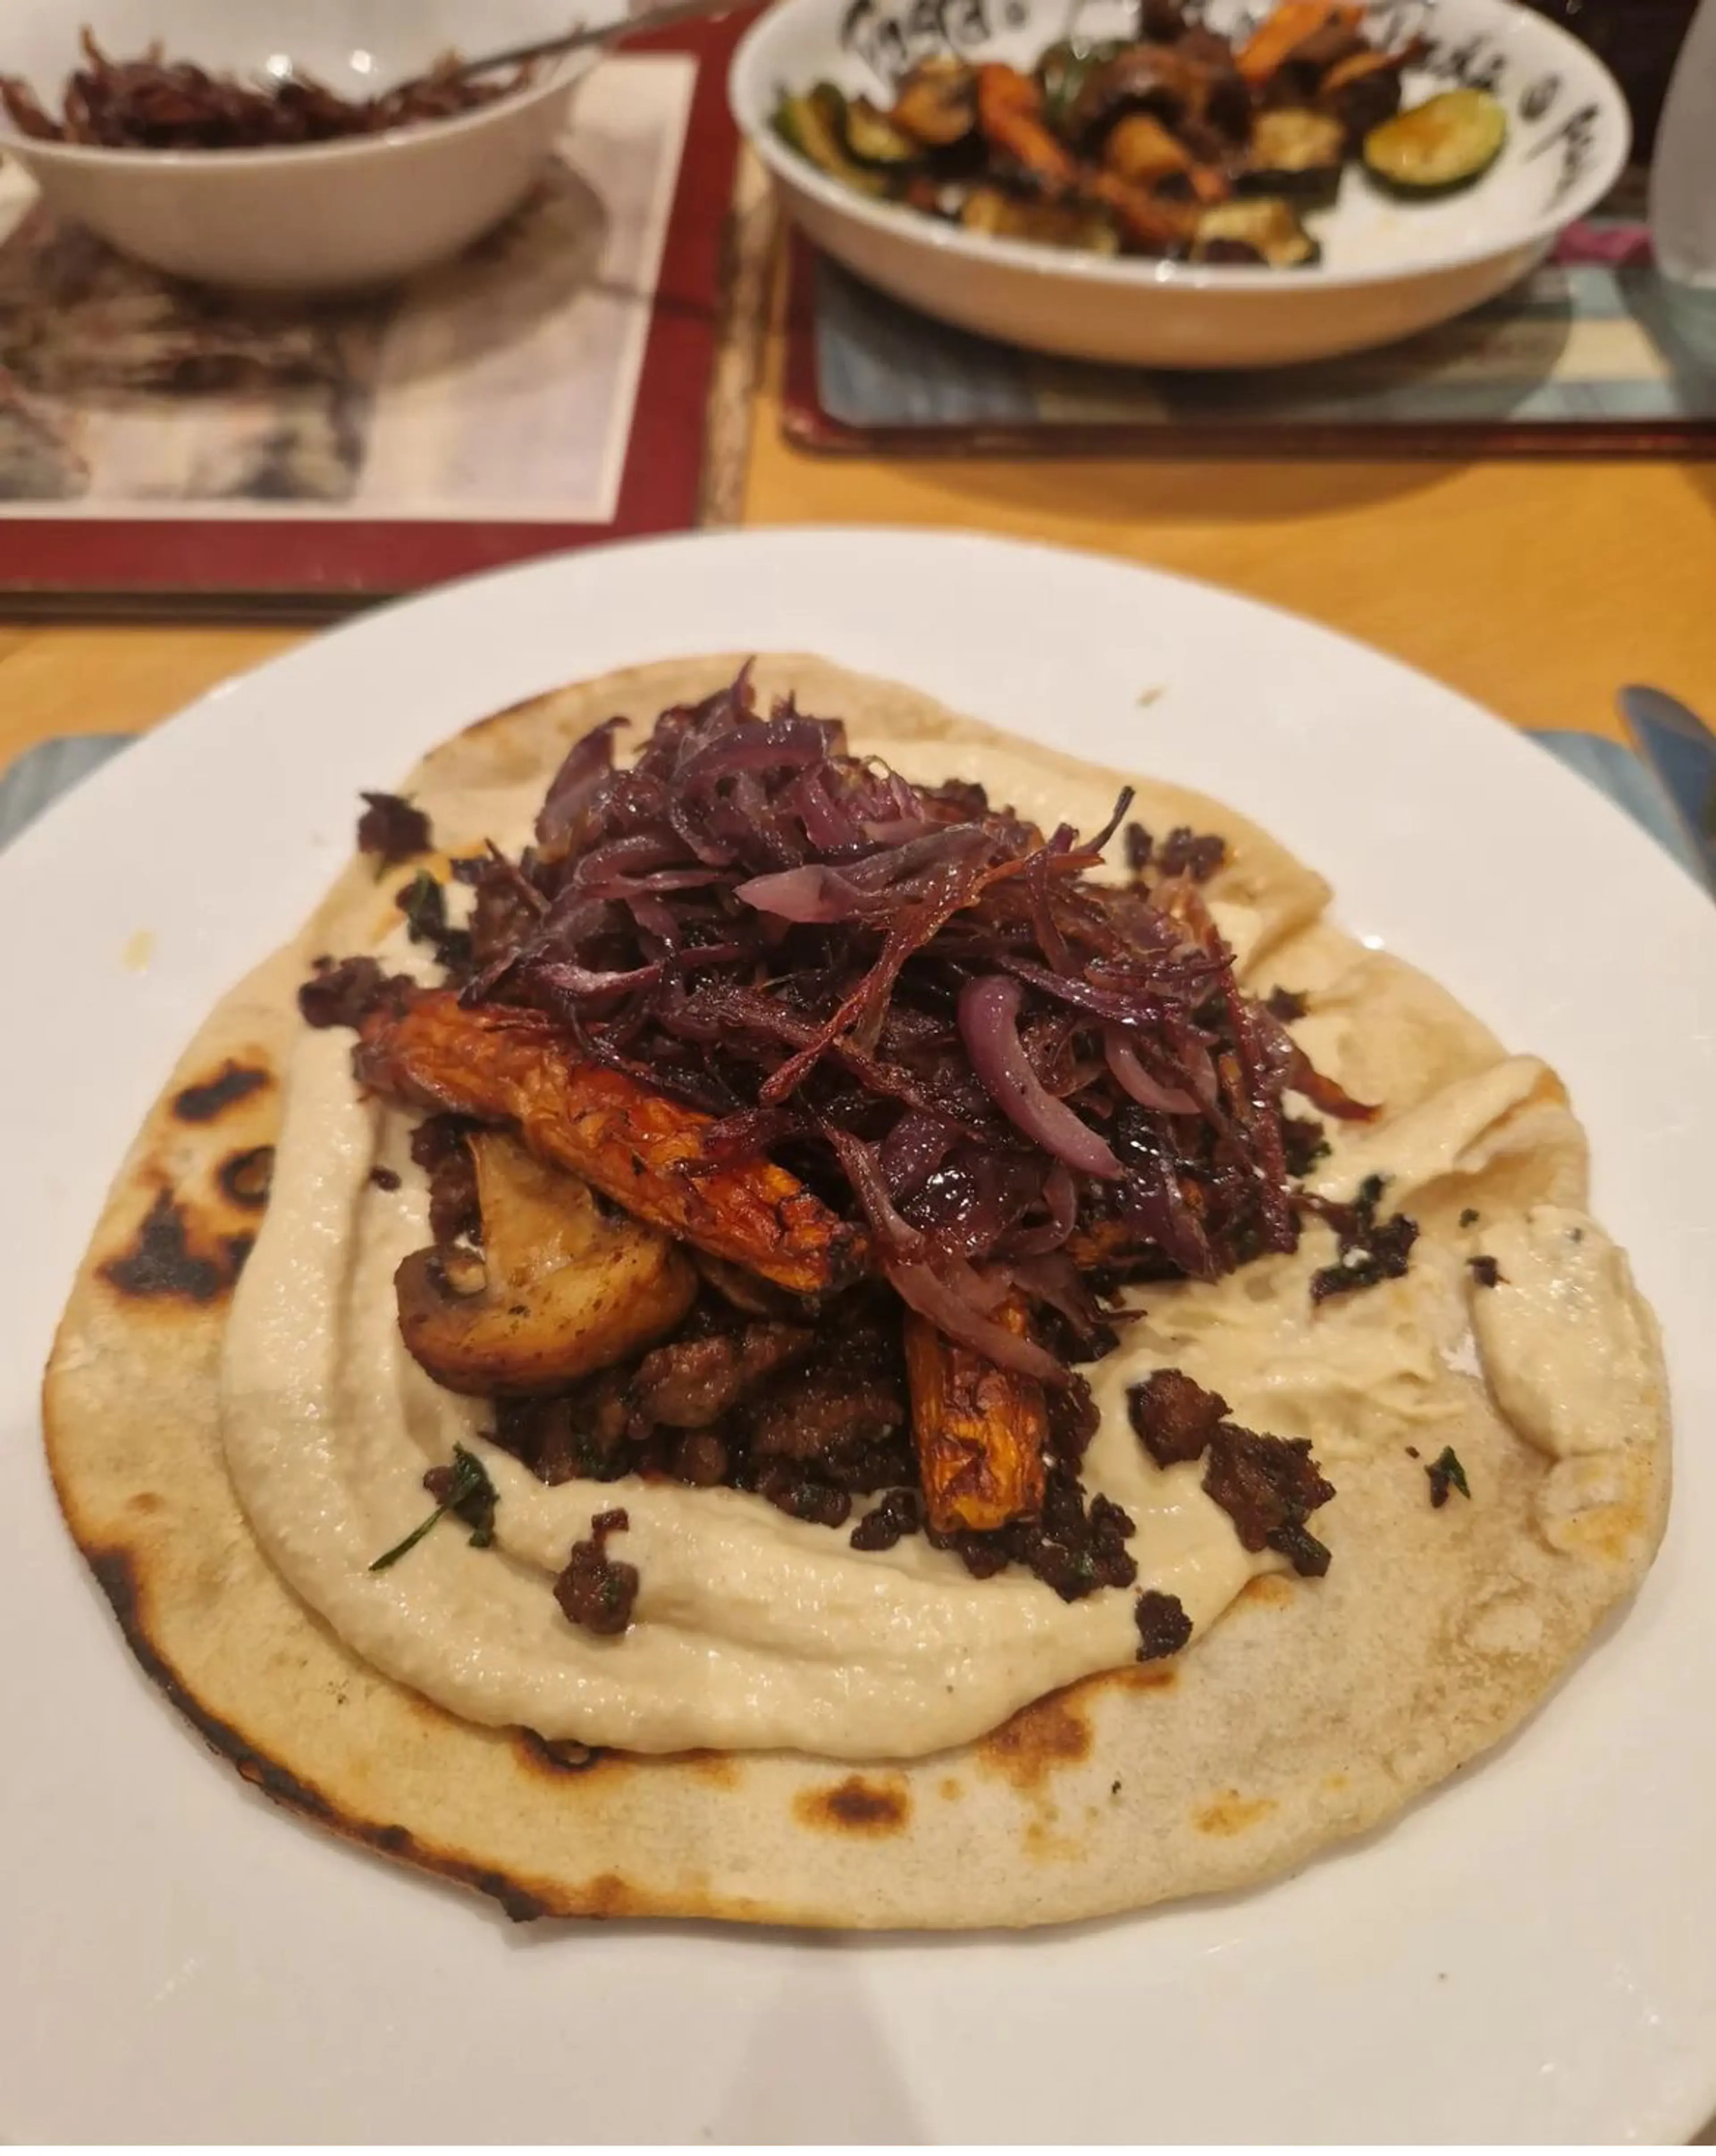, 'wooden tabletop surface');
1,319,1713,777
